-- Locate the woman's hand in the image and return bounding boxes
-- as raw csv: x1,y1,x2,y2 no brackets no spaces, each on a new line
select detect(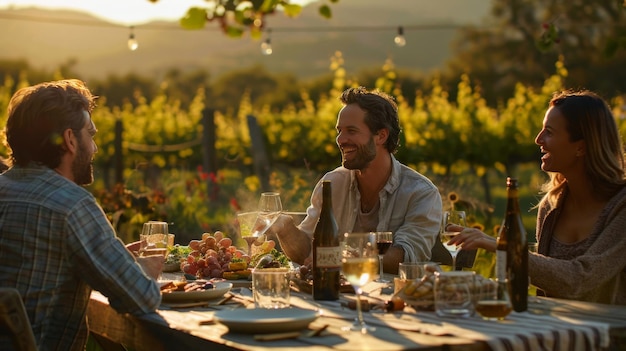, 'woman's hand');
446,224,497,252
